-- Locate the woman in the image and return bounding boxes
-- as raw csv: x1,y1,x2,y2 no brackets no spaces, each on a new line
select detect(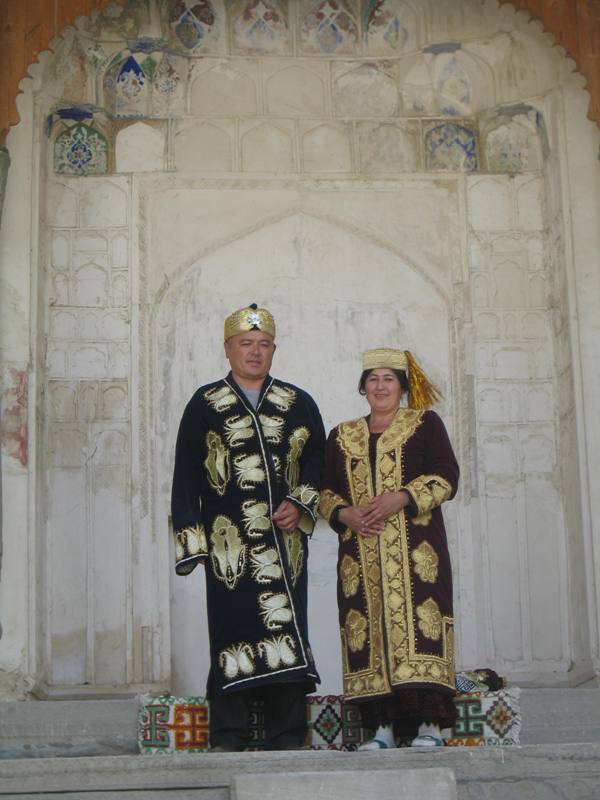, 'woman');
319,348,459,749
